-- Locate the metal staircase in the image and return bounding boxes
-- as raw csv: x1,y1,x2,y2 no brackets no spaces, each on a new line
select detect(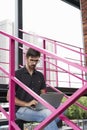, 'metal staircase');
0,30,87,130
